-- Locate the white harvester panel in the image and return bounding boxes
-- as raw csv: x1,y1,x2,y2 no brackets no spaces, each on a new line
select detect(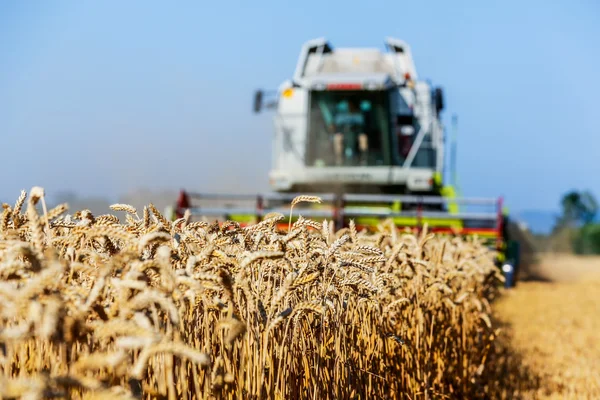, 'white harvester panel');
272,81,308,176
260,37,445,195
